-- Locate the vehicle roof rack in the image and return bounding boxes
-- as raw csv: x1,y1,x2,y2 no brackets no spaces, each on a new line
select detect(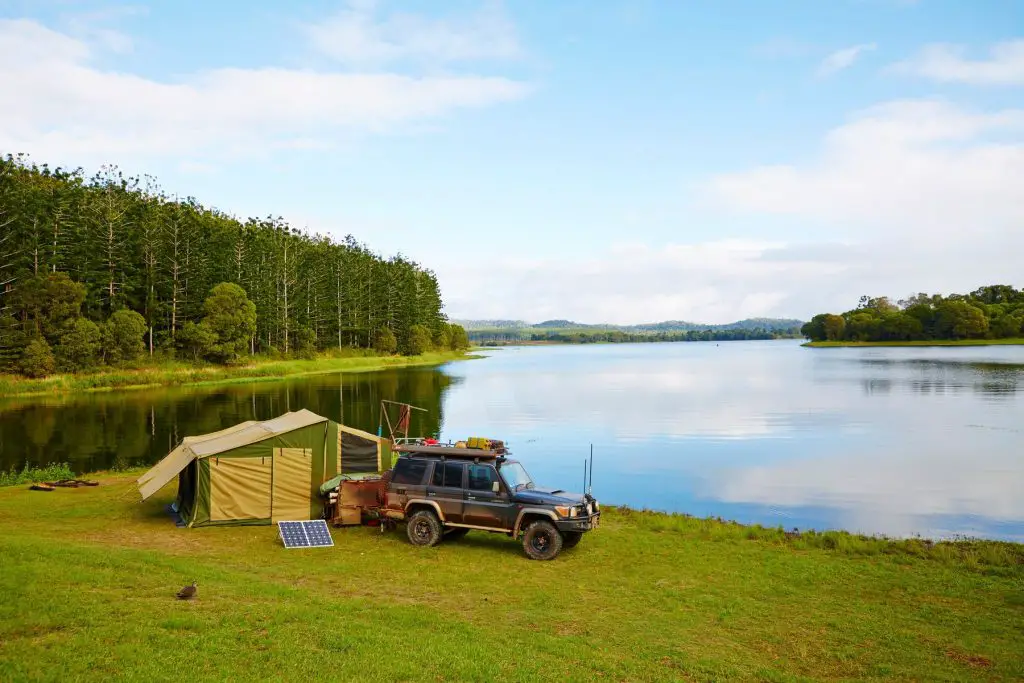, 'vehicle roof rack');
394,444,506,459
